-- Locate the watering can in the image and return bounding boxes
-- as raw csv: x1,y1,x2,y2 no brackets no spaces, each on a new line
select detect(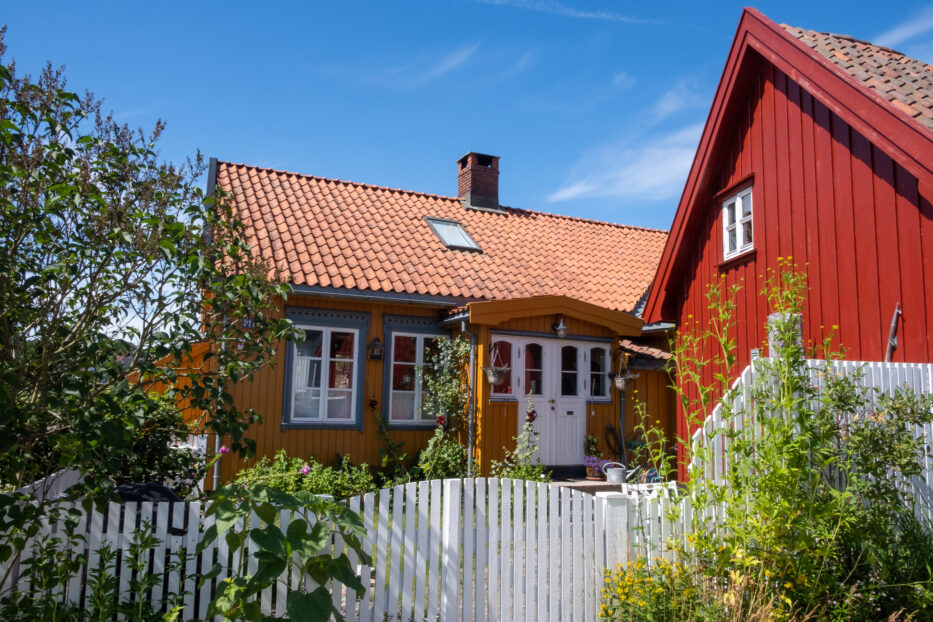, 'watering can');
601,461,627,483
